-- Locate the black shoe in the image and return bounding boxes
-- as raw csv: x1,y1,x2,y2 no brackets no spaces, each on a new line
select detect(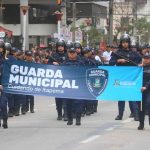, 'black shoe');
21,109,26,115
30,110,35,113
76,114,81,126
57,115,62,120
76,120,81,126
115,115,122,120
15,112,20,116
138,125,144,130
86,111,91,116
21,107,26,115
2,119,8,129
129,113,134,118
67,120,73,125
